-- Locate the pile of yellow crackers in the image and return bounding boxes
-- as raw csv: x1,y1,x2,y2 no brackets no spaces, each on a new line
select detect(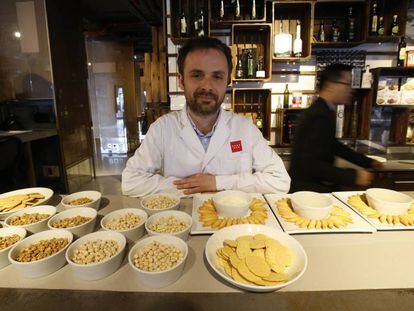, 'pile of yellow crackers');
0,193,45,213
